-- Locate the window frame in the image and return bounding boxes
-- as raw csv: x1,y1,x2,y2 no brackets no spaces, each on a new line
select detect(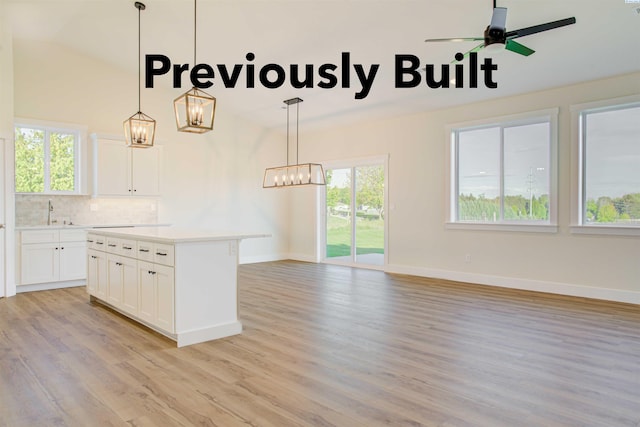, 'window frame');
14,118,87,195
571,95,640,236
446,108,559,233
